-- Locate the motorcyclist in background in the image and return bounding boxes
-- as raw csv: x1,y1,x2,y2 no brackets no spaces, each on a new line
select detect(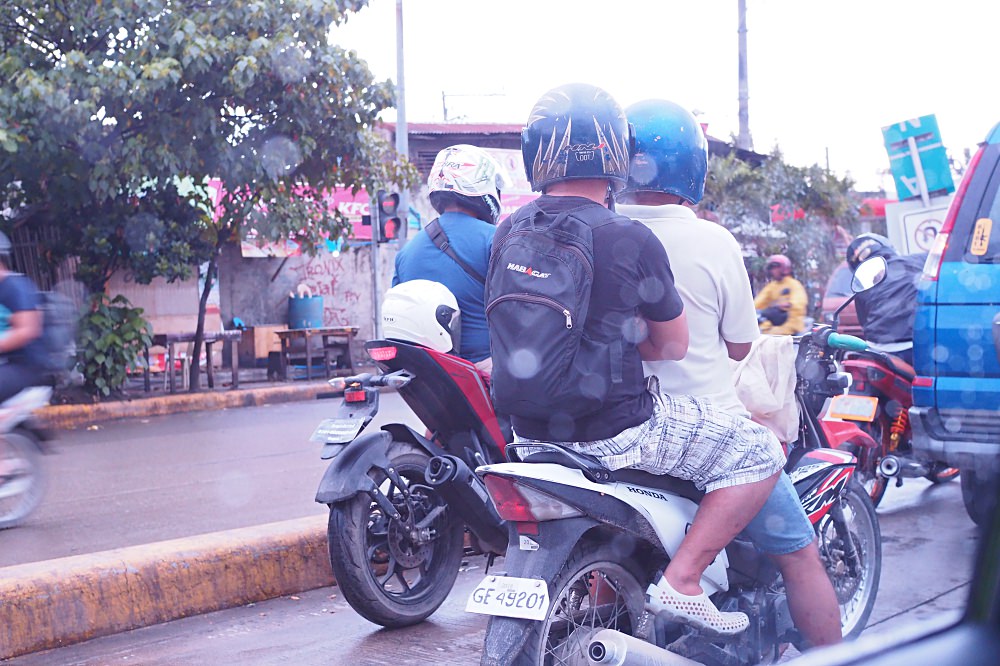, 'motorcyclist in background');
0,231,46,402
616,99,841,648
845,233,925,366
754,254,808,335
393,144,510,376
